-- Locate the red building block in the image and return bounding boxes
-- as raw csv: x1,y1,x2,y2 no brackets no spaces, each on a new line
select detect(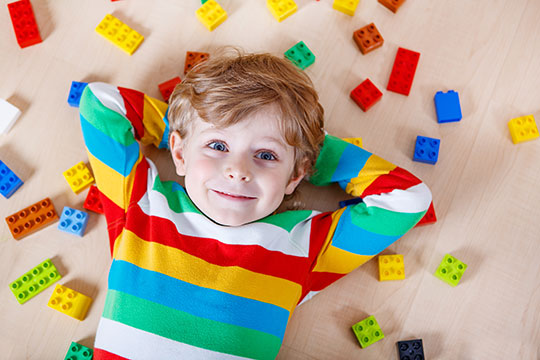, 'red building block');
184,51,209,74
5,198,59,240
158,77,182,103
387,47,420,96
350,79,383,112
415,201,437,226
378,0,406,13
7,0,42,48
83,185,104,214
353,23,384,55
